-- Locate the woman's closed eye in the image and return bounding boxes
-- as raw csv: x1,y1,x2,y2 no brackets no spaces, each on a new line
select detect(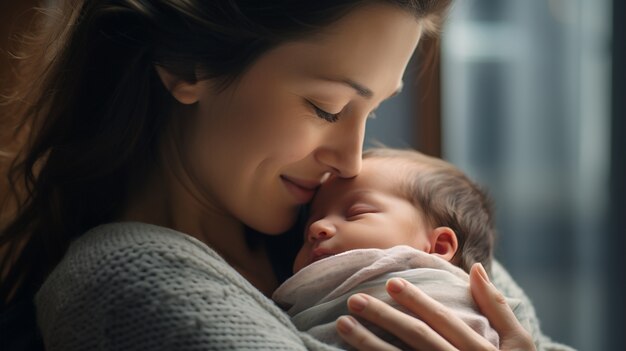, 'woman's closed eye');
306,99,380,123
306,100,341,123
